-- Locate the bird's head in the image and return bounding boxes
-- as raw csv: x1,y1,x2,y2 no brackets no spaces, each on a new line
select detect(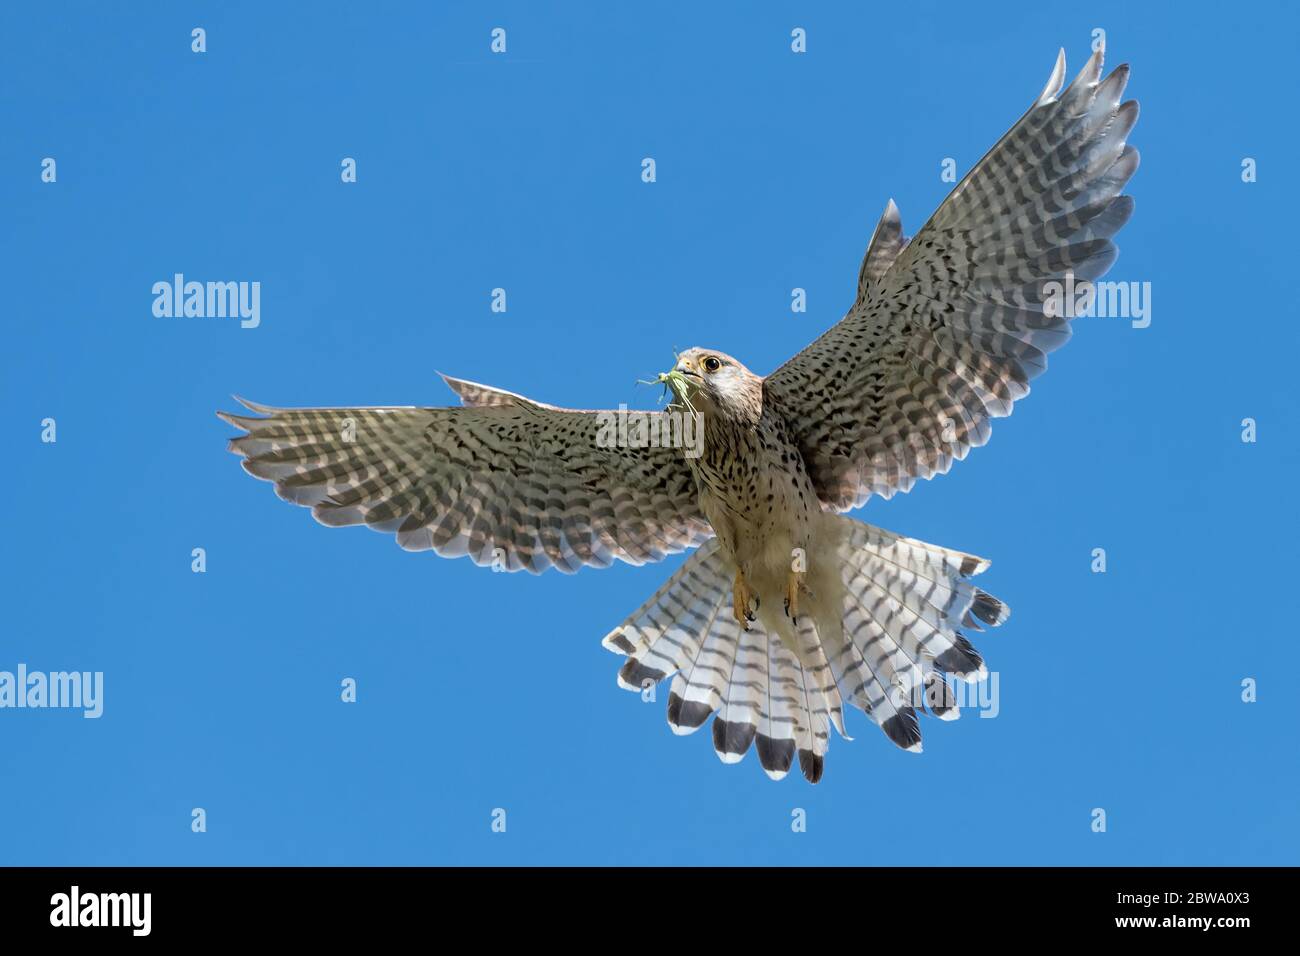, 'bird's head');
653,348,763,426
